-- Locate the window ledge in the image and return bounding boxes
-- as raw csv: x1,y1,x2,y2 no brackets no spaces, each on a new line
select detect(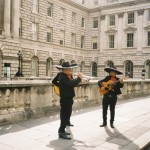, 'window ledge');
32,11,39,15
122,47,137,50
104,48,117,50
47,16,53,19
